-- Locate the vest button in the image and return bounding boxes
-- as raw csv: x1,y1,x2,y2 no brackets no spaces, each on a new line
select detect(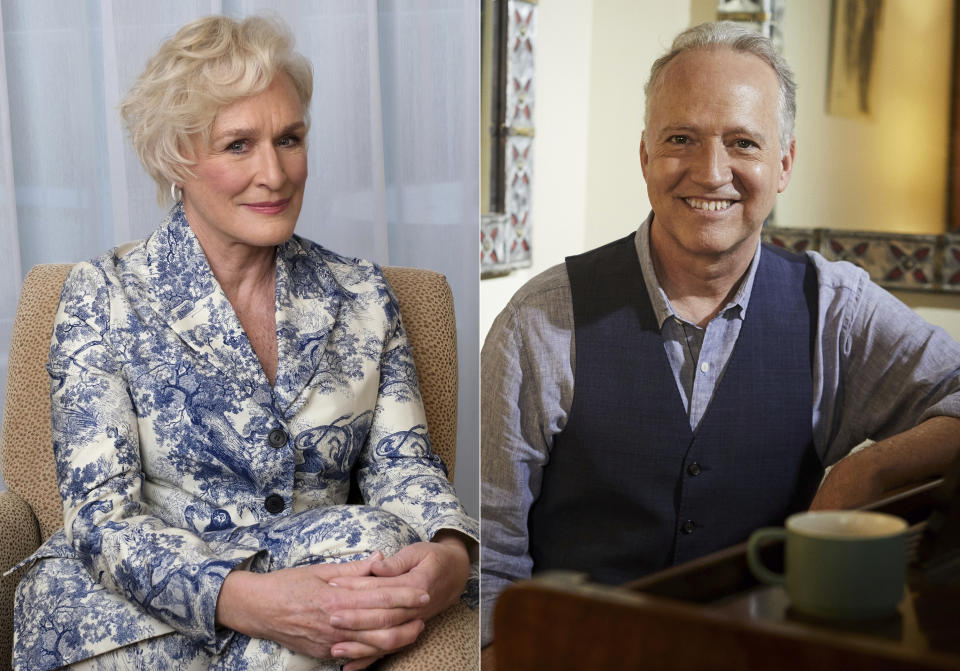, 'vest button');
687,462,701,476
681,519,696,534
264,494,285,514
268,428,288,449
